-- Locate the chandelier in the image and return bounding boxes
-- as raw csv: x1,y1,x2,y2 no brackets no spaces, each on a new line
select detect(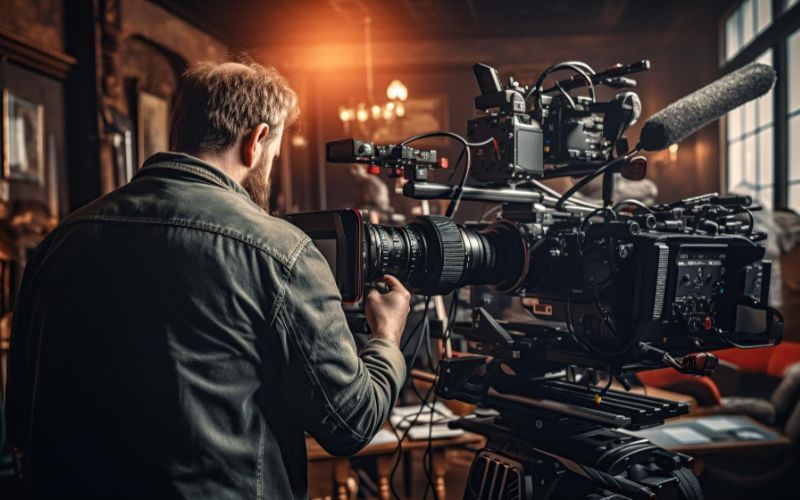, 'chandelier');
338,17,408,136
